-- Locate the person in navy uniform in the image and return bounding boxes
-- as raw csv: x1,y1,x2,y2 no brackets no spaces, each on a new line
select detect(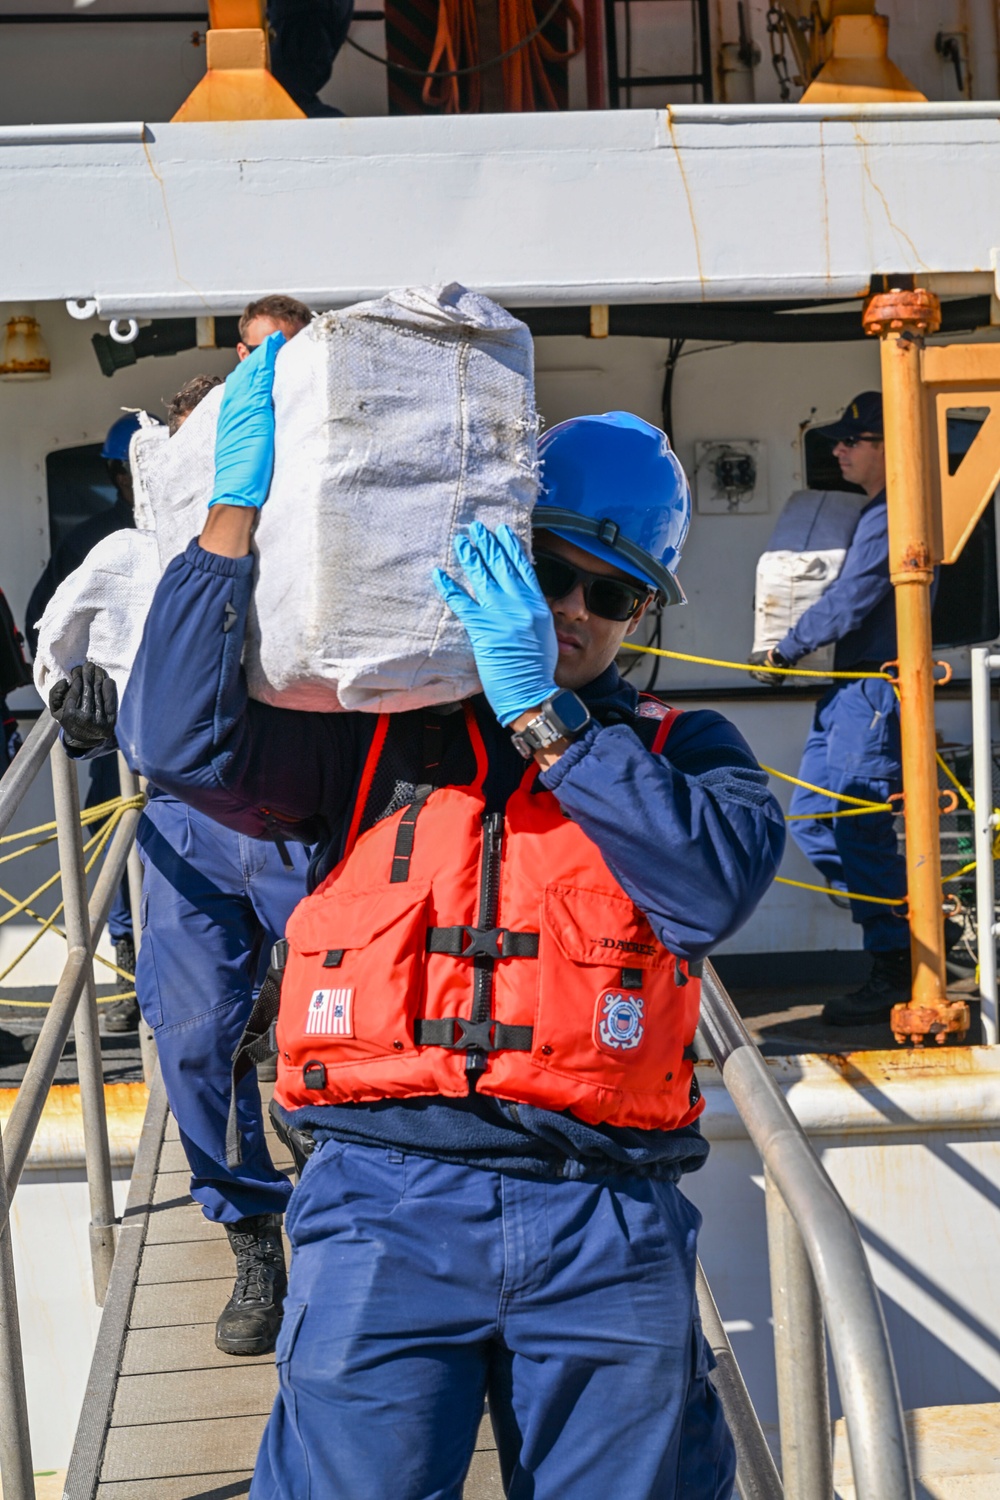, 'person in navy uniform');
751,390,922,1025
48,373,311,1360
118,335,785,1500
27,413,147,1028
